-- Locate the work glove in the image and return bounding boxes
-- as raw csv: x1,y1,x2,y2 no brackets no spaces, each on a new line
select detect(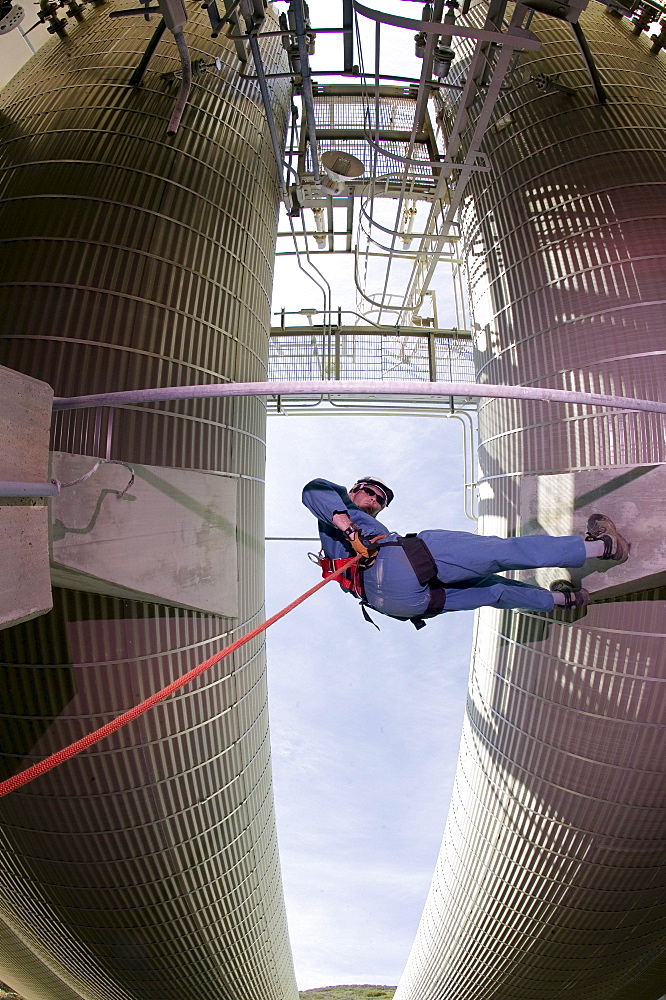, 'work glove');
343,524,384,566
